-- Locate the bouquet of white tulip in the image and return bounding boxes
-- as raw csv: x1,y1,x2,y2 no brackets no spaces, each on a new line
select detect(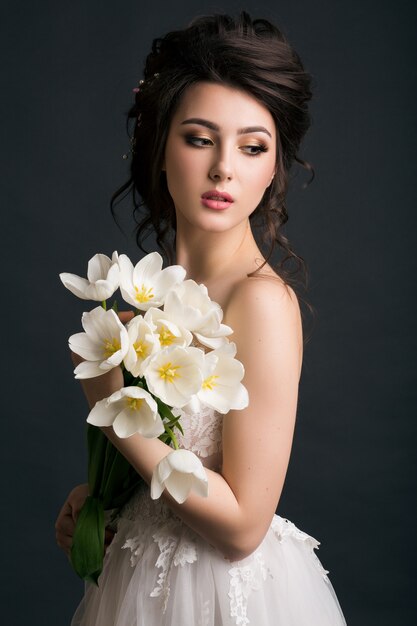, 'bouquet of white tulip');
60,251,248,584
